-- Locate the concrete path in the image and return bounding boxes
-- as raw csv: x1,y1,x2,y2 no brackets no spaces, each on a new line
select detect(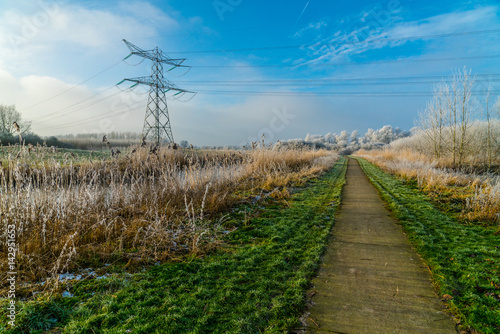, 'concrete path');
305,159,457,334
